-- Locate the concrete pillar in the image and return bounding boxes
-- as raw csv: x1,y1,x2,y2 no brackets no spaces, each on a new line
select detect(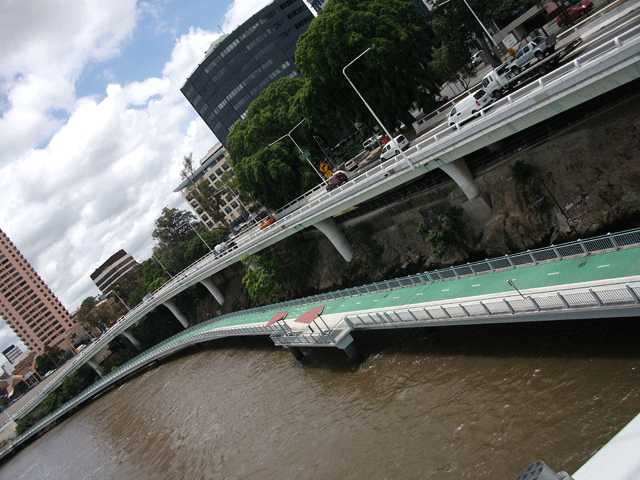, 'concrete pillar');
286,346,305,361
341,341,365,363
121,329,141,349
200,277,225,305
87,358,103,377
313,217,354,262
439,158,480,200
163,299,189,329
